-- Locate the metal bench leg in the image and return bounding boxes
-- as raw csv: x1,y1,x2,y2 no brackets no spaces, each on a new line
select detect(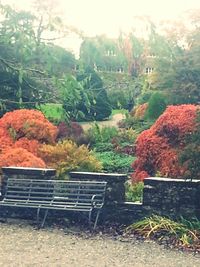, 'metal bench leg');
88,209,100,230
36,207,41,228
93,210,100,230
41,209,48,228
0,207,8,223
88,210,92,227
36,208,49,228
